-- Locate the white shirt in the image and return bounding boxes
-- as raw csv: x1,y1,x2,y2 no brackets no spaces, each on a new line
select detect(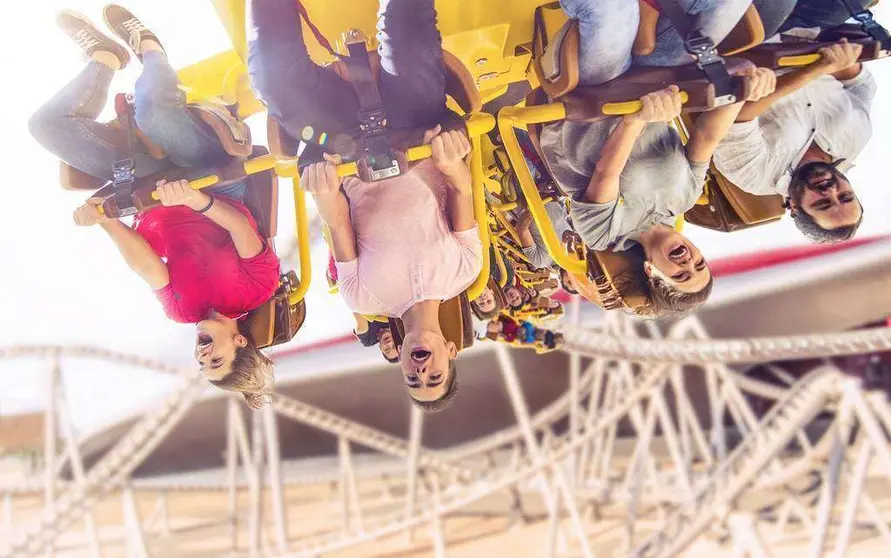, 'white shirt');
713,67,877,197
